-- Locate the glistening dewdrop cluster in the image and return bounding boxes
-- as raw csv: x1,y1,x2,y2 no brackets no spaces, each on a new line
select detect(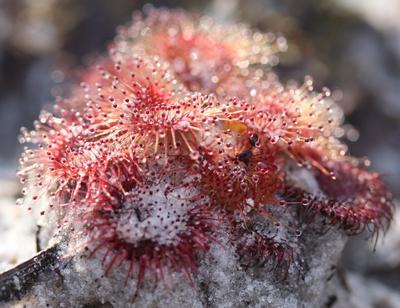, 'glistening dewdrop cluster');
17,7,393,298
